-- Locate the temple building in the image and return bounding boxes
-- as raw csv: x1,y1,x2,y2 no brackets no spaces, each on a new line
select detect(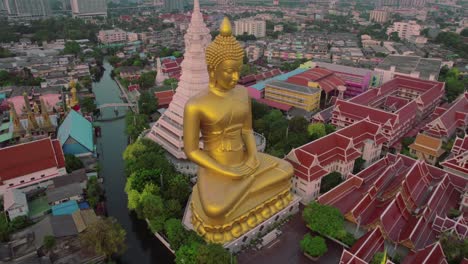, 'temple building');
57,110,94,157
7,93,58,143
285,120,386,204
424,93,468,141
0,138,66,195
409,133,444,165
318,153,467,263
441,135,468,178
147,0,211,161
331,75,444,149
